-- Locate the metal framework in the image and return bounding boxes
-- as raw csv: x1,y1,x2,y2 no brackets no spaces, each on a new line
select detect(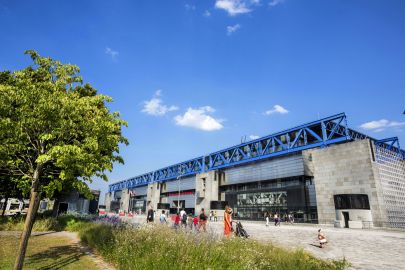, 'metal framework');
375,137,405,159
108,113,404,192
